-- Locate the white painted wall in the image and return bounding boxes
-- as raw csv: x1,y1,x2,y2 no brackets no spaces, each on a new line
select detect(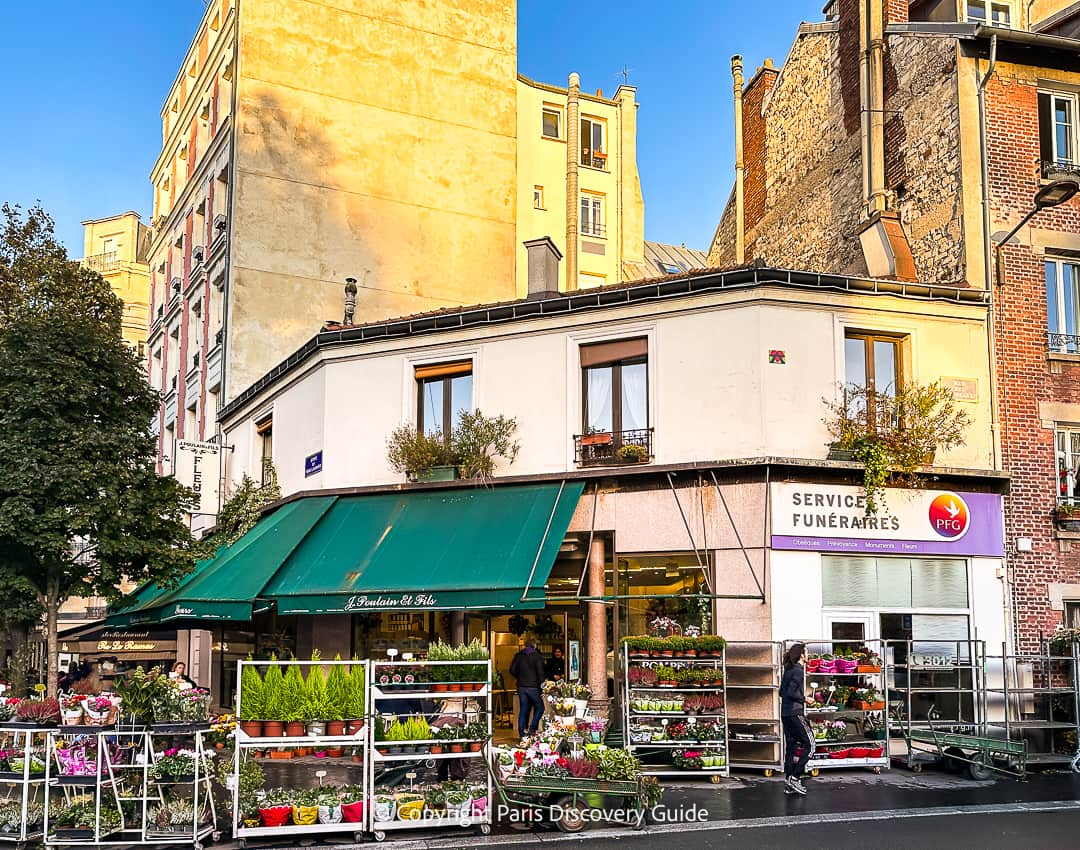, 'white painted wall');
769,550,825,640
221,290,994,493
